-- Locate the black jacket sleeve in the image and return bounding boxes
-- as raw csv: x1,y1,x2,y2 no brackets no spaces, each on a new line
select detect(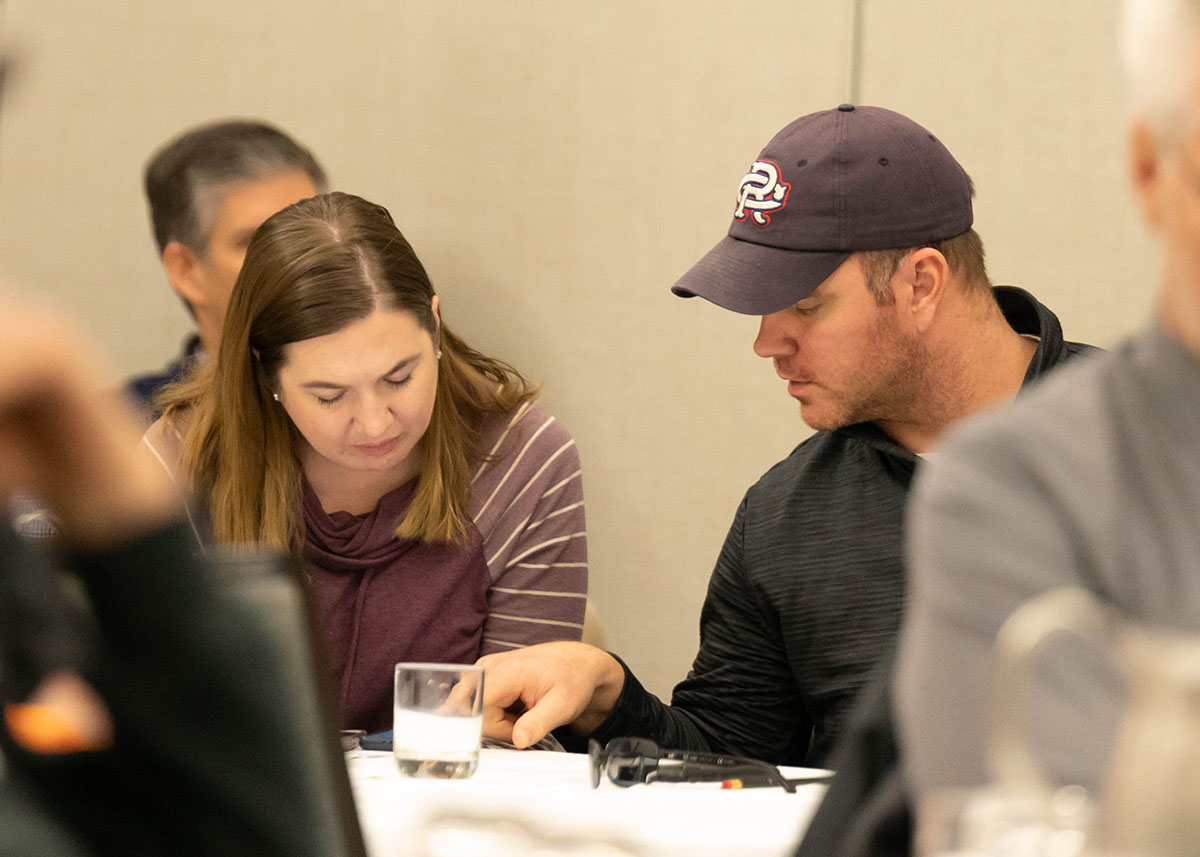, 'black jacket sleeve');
578,496,813,764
